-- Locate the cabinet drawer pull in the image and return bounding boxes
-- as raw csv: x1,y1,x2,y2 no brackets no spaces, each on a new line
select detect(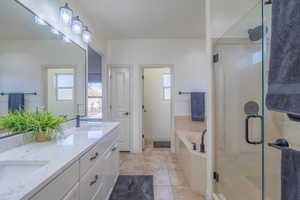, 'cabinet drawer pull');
89,175,99,186
111,147,117,152
90,152,99,161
